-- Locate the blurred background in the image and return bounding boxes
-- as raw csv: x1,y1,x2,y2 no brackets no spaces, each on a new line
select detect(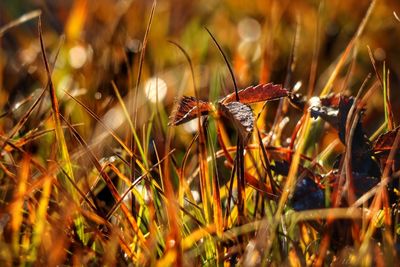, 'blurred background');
1,0,400,157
